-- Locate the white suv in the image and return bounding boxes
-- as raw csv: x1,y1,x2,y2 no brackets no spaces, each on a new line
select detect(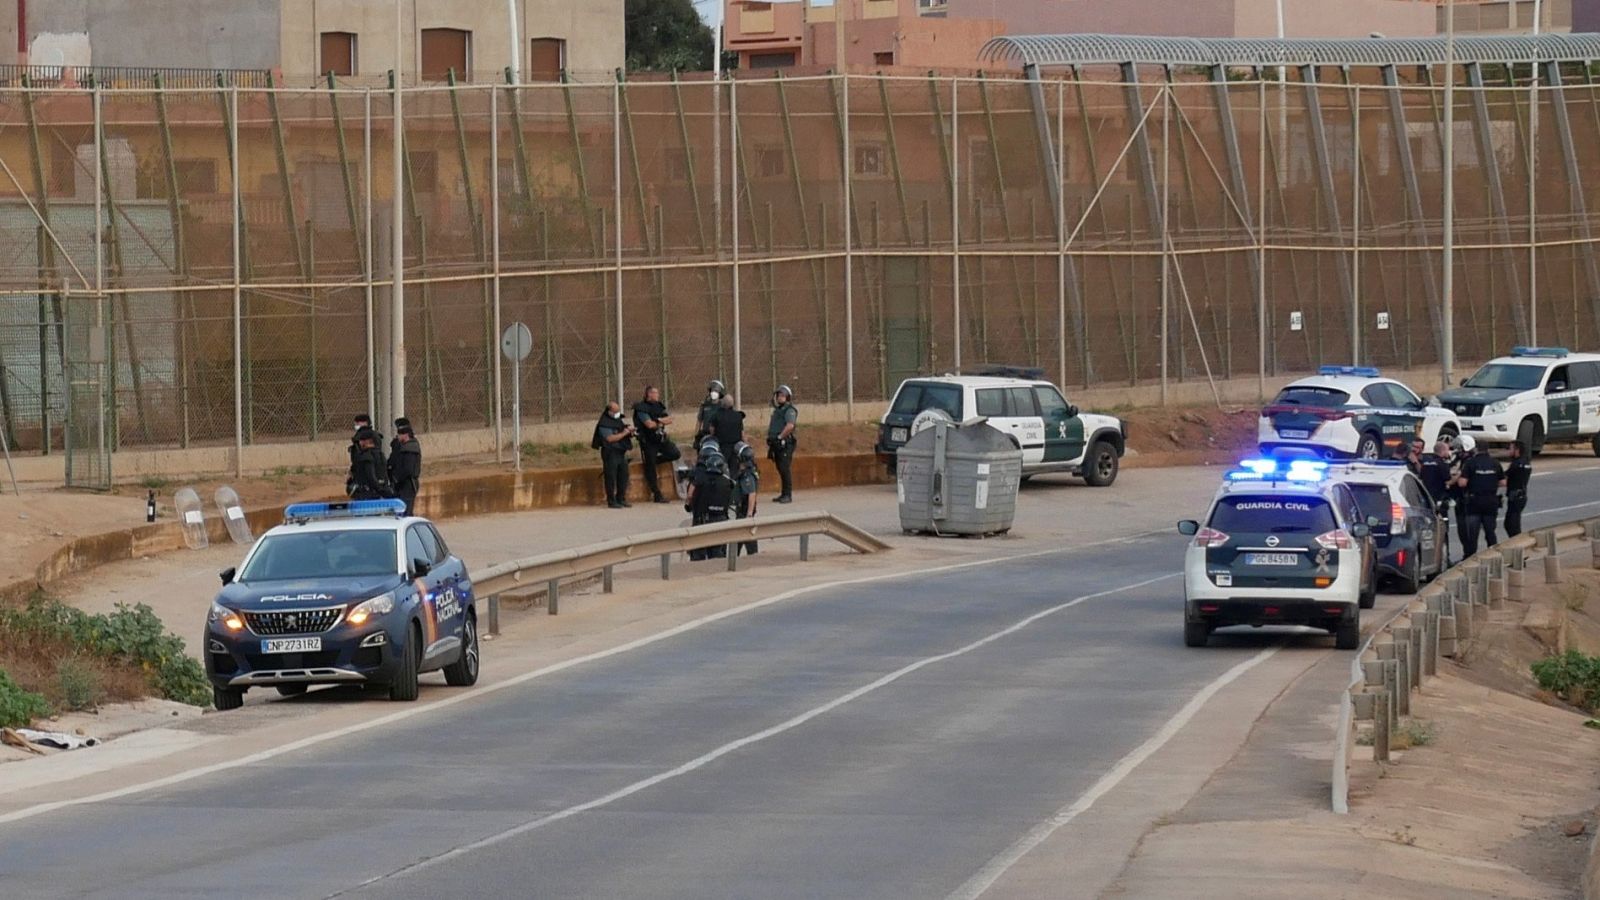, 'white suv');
1435,347,1600,455
874,371,1127,485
